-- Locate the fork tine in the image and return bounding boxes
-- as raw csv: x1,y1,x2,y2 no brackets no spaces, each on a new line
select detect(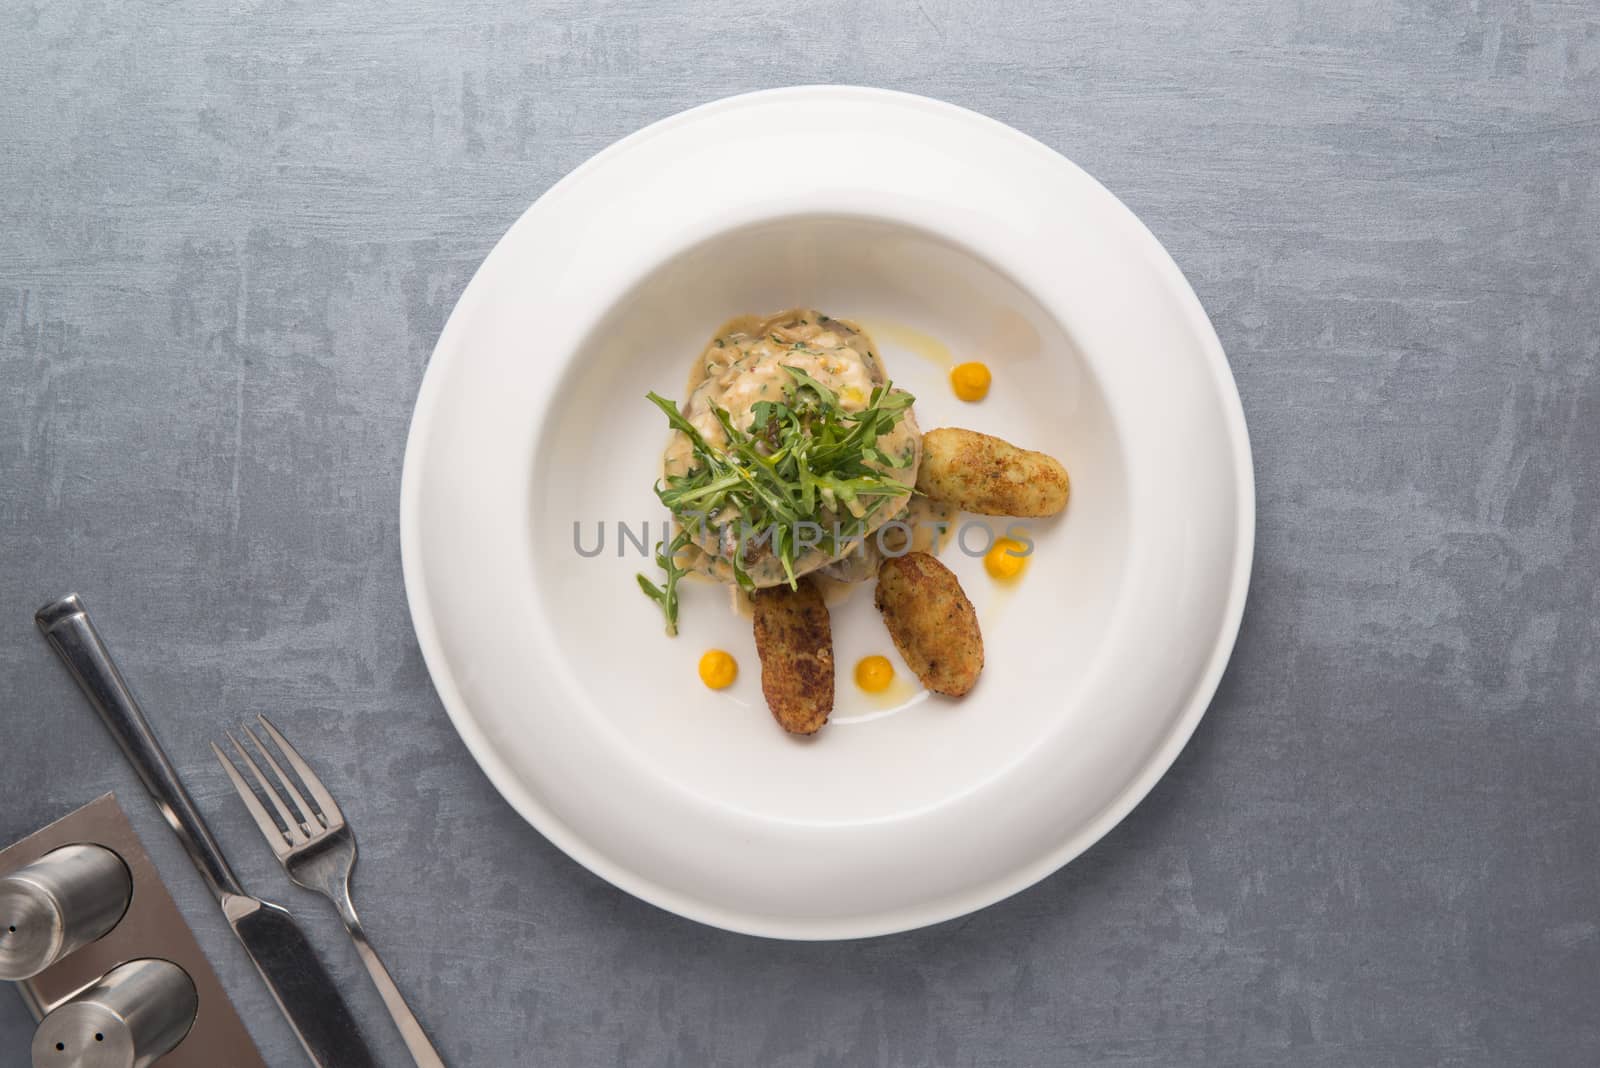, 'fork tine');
227,730,309,845
228,729,308,844
257,714,344,826
242,723,323,831
212,740,295,852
